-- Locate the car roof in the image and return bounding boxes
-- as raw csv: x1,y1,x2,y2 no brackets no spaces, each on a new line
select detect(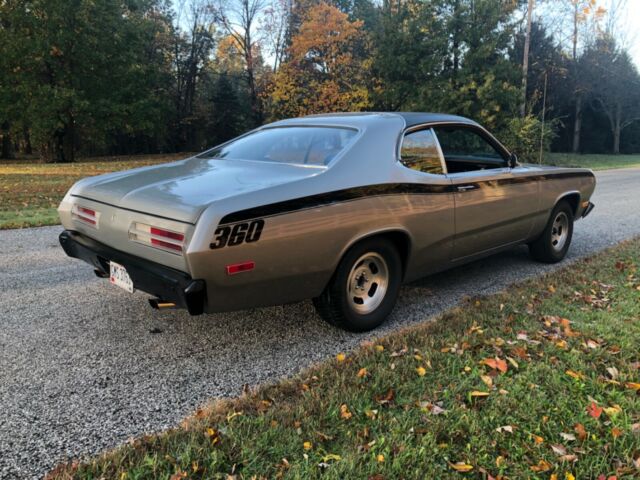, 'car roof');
268,112,479,129
394,112,478,128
